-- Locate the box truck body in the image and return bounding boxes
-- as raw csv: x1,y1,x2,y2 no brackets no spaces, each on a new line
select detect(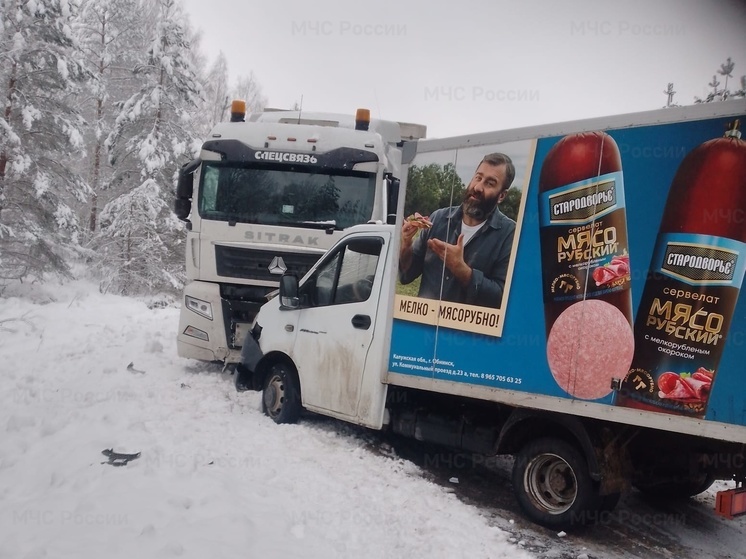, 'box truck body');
235,100,746,528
